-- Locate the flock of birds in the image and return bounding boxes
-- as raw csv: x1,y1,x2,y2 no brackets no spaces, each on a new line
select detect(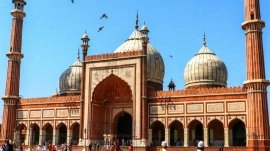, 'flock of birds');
70,0,107,32
98,13,108,32
69,0,173,58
